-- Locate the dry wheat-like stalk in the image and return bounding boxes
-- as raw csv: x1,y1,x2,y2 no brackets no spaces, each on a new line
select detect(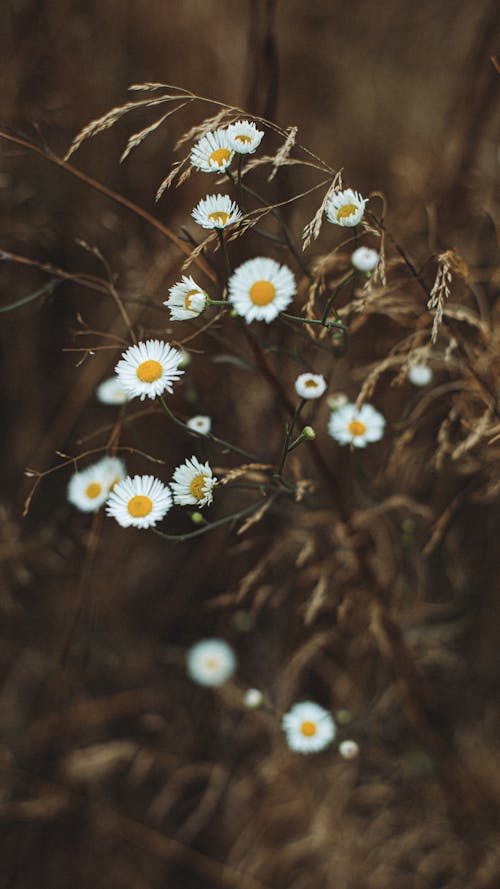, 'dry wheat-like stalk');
427,251,460,343
301,172,343,251
268,126,298,181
